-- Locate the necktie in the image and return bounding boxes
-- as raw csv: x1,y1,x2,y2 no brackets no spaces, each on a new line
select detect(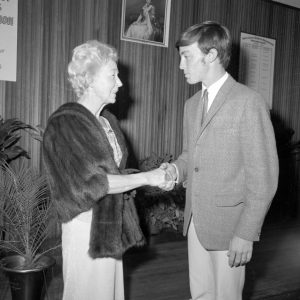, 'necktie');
201,89,209,126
